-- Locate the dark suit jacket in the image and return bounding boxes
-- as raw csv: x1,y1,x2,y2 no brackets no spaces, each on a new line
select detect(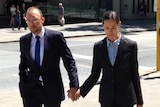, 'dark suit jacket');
80,35,143,106
19,28,79,102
